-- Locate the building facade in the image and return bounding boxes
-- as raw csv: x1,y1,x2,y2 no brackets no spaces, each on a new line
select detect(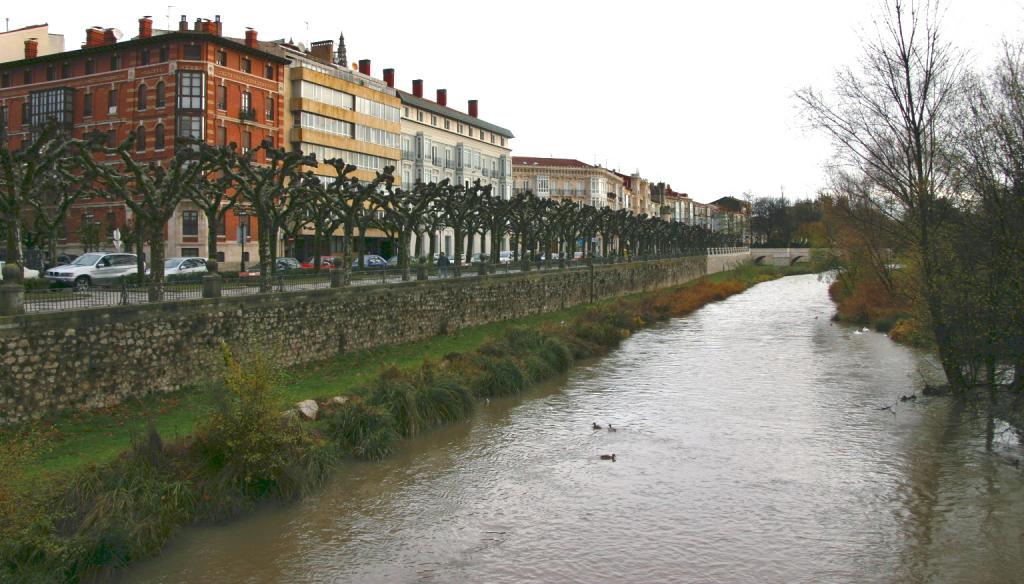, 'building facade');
512,157,624,209
0,24,64,64
0,15,287,267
